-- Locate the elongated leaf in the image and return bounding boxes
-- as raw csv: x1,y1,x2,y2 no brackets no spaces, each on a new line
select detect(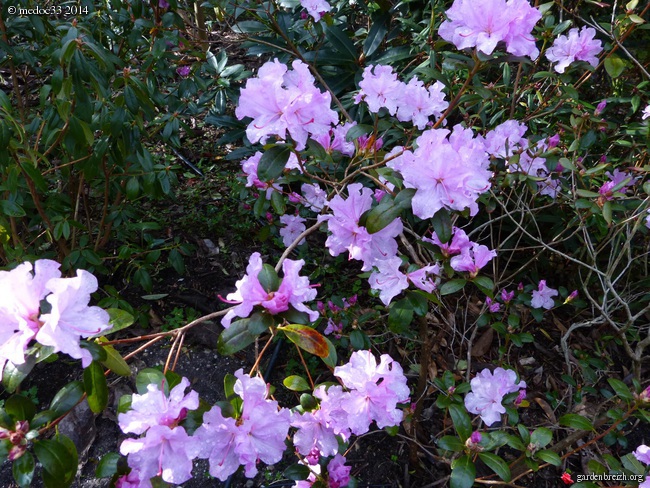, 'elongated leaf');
536,449,561,466
431,209,452,244
440,279,467,296
284,464,311,481
13,451,35,487
479,452,511,481
365,189,415,234
217,318,258,356
448,404,472,440
257,145,291,182
388,298,414,334
95,452,121,478
325,25,357,62
559,413,594,431
84,361,109,413
2,356,37,393
0,200,26,217
607,378,633,401
450,455,476,488
93,308,135,337
530,427,553,448
364,14,390,57
34,438,77,488
283,375,311,391
280,324,329,358
100,344,132,377
322,337,337,368
5,395,36,422
50,381,84,416
258,264,280,293
136,368,166,395
438,435,465,452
